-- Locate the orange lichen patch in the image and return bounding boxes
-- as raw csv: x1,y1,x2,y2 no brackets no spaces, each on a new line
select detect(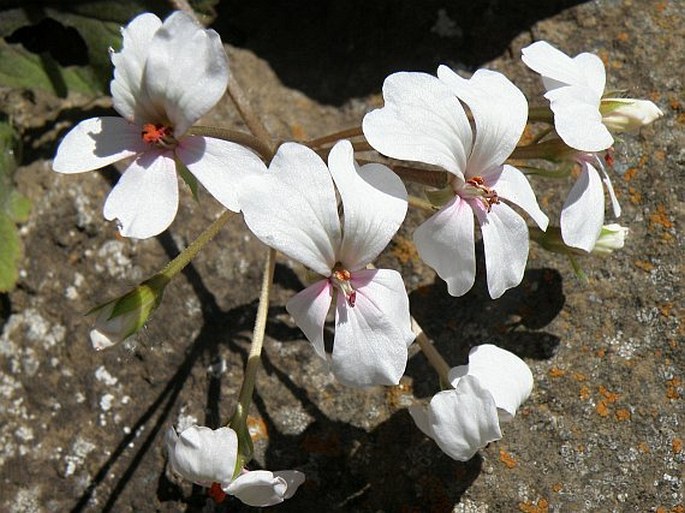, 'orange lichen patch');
302,430,342,457
638,442,650,453
669,98,682,111
290,123,307,141
672,438,683,454
650,204,674,229
668,339,678,349
627,186,642,205
499,448,518,469
391,236,418,264
654,150,667,161
649,91,661,102
597,50,610,67
666,377,681,400
596,348,606,358
596,400,610,417
659,303,674,317
247,415,269,442
518,498,549,513
623,167,638,182
677,112,685,125
616,31,629,42
573,372,587,382
615,409,631,421
657,507,668,513
655,0,668,13
599,386,620,403
548,367,566,378
579,386,591,400
386,378,414,409
552,483,563,493
634,260,655,272
672,504,685,513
